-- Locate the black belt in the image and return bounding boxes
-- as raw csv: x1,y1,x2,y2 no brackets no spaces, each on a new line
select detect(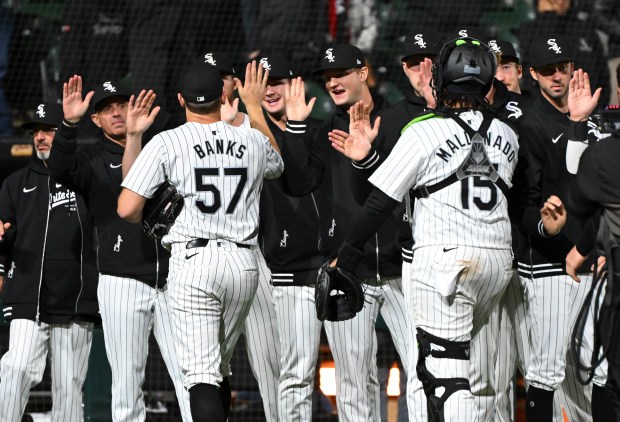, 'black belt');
186,239,251,250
